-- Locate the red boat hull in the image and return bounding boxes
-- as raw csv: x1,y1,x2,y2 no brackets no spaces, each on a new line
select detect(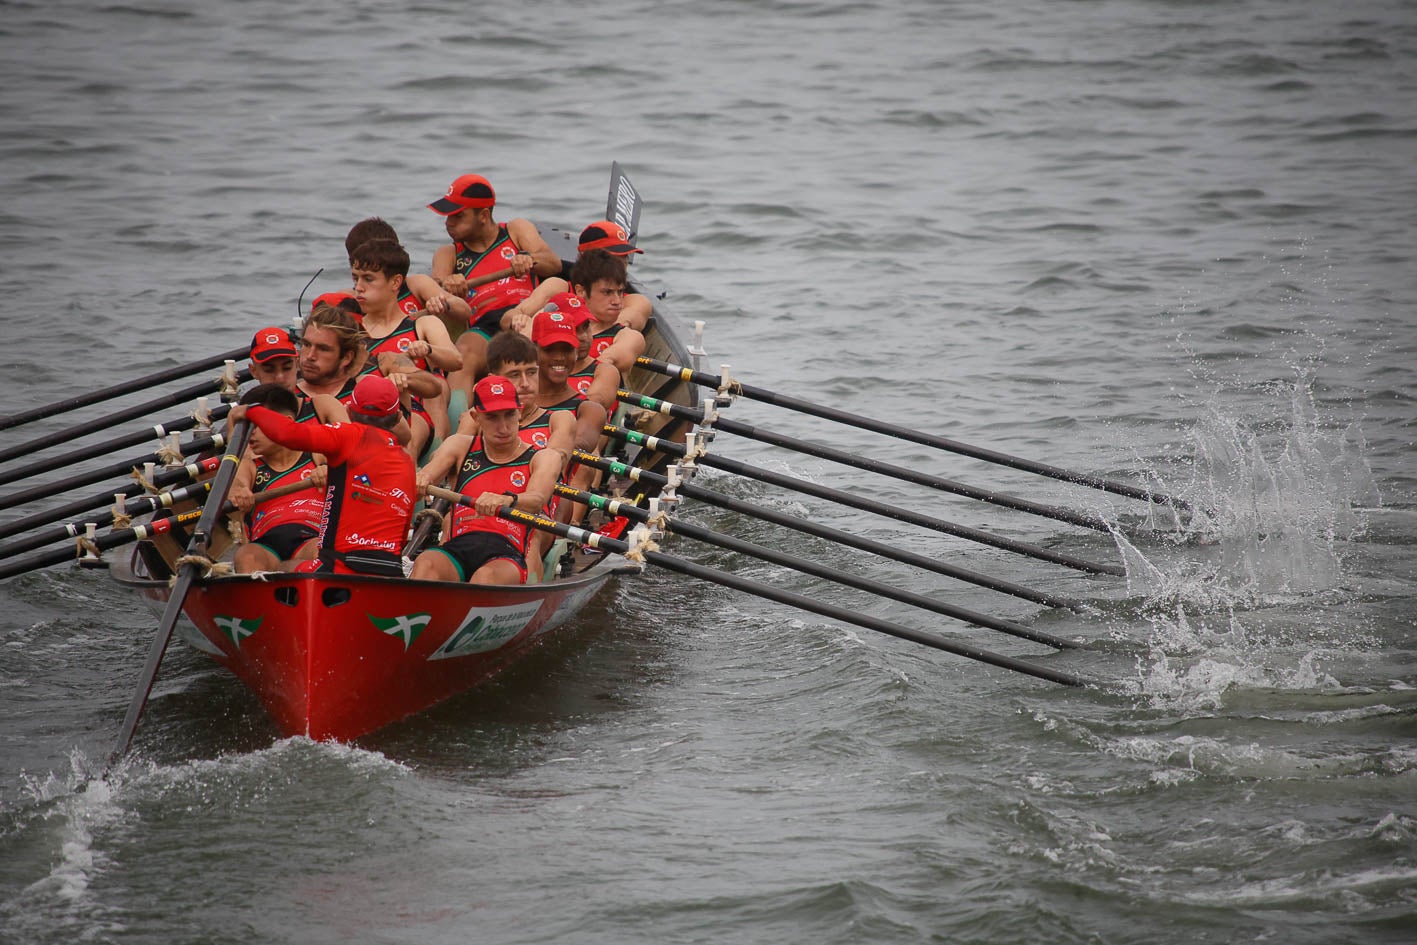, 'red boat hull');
173,568,623,740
